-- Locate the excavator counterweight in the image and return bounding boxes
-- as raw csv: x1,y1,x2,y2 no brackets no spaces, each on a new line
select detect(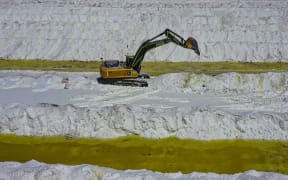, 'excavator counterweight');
97,29,200,87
